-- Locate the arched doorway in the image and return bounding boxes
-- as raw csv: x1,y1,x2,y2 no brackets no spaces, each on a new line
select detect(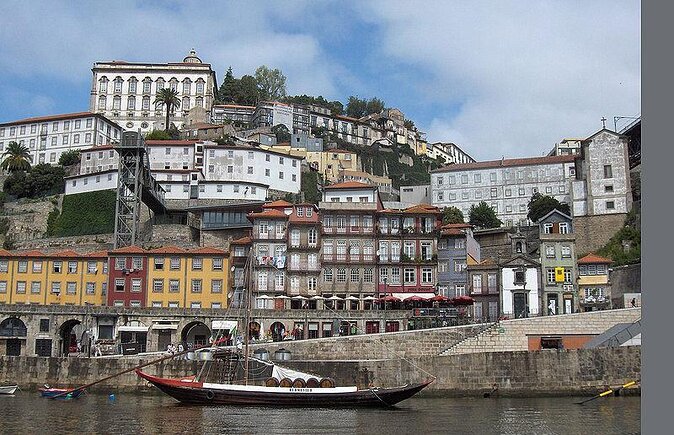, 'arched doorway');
248,321,261,340
269,322,286,342
0,317,28,356
181,321,211,348
58,319,82,356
